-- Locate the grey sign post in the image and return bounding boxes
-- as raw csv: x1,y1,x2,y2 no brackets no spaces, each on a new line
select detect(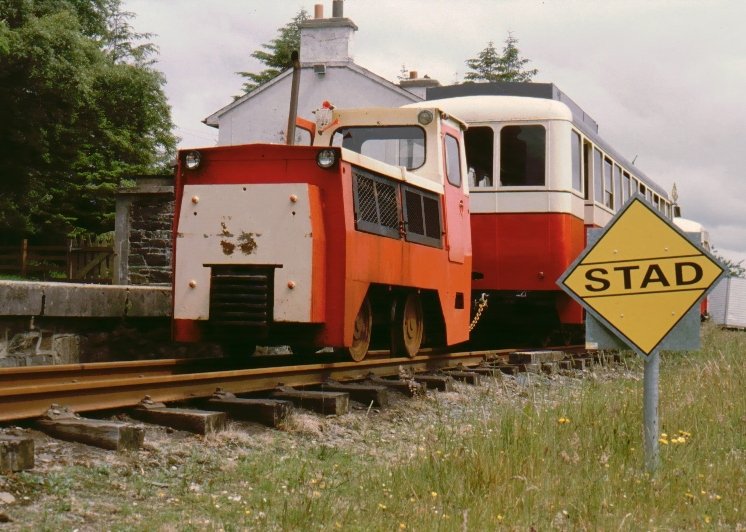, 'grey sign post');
557,196,725,472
